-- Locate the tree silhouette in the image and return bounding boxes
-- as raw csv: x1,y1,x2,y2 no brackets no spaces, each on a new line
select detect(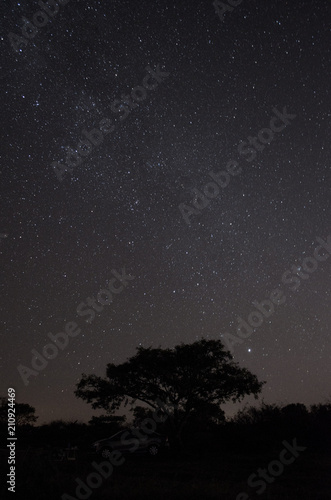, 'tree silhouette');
75,339,265,446
0,397,38,426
